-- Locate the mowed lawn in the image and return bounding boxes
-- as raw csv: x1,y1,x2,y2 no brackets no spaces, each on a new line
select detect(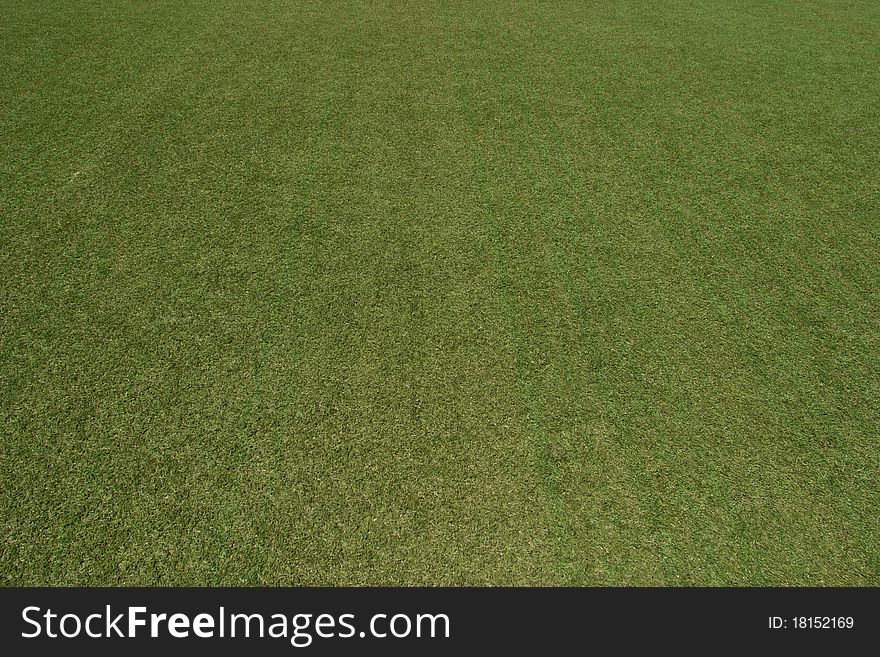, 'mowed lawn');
1,0,878,586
